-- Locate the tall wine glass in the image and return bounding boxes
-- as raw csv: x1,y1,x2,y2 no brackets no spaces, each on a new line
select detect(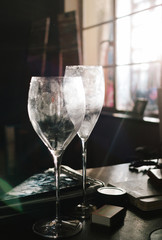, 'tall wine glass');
27,76,85,238
65,66,105,218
